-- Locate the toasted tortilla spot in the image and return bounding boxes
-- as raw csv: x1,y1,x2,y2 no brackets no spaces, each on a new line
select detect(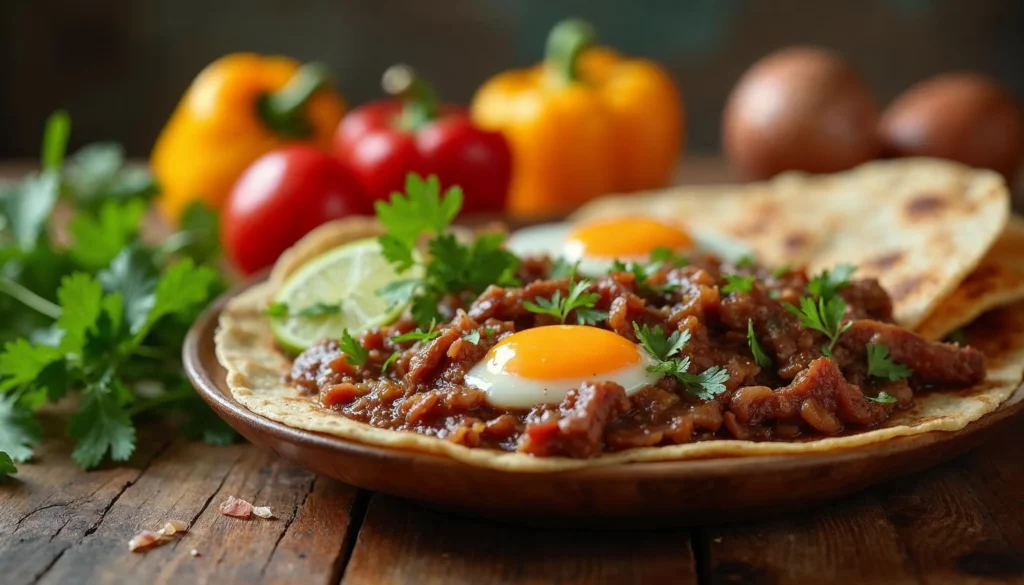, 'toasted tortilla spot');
890,275,928,302
784,232,810,252
905,194,949,219
867,251,904,270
